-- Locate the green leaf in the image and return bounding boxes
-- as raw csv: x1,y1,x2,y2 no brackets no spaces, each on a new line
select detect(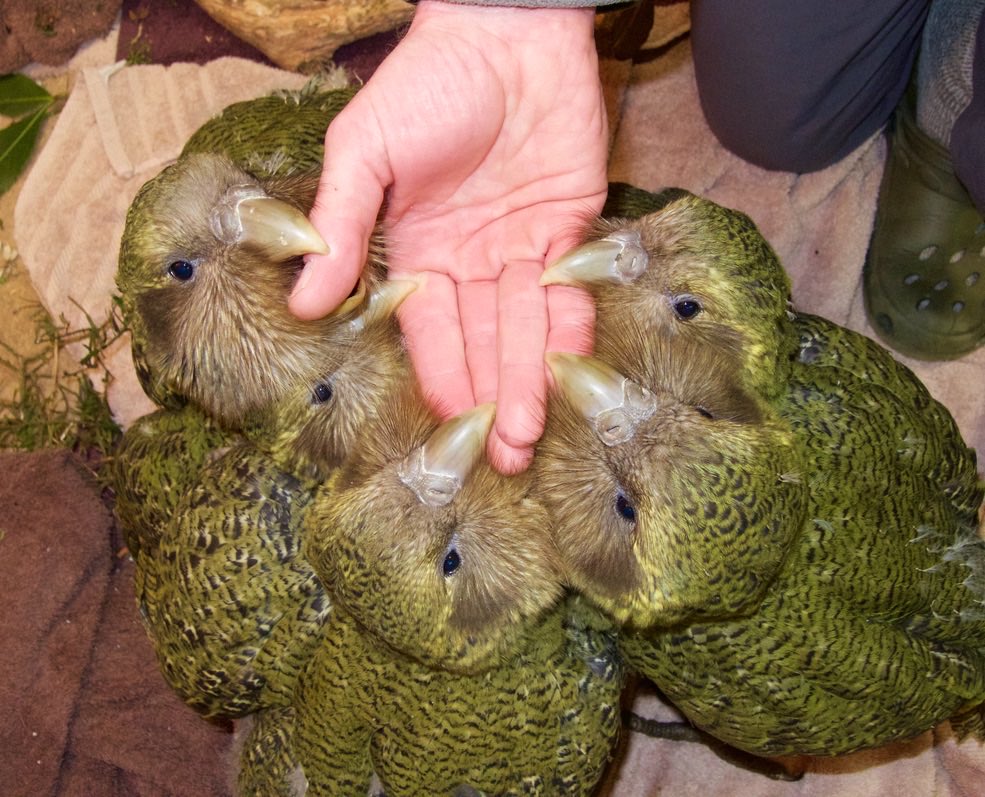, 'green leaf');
0,74,53,118
0,107,47,195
